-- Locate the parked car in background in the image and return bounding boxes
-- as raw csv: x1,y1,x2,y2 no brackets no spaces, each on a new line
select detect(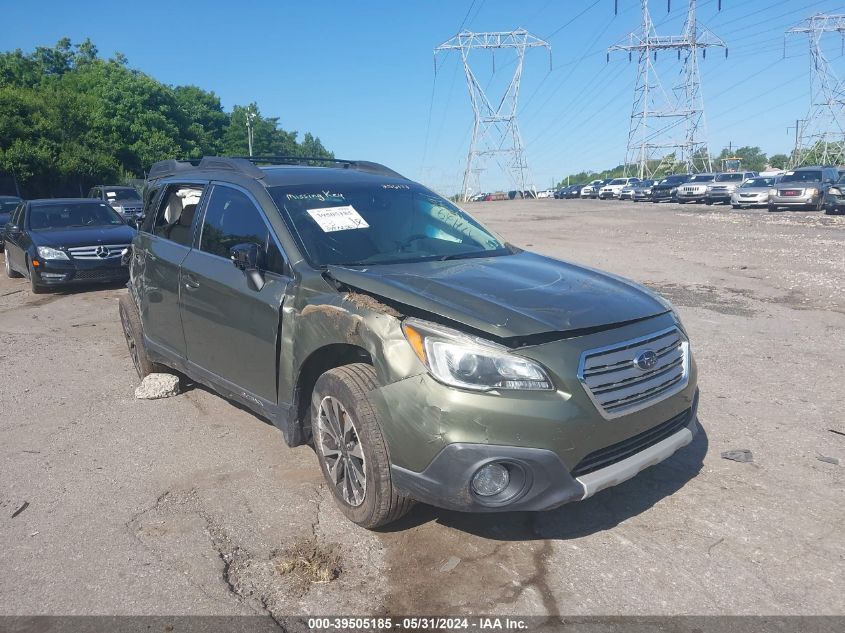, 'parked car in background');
705,172,757,205
3,198,135,293
469,193,488,202
823,175,845,215
769,166,838,212
651,174,691,202
0,195,23,251
537,189,555,199
580,180,601,198
88,186,144,225
567,184,585,199
554,188,566,199
599,177,640,200
631,180,655,202
676,174,716,204
121,156,698,529
588,179,613,199
730,177,775,209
